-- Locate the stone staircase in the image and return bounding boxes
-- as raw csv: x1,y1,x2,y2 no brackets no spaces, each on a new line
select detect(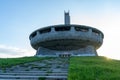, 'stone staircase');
0,57,69,80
